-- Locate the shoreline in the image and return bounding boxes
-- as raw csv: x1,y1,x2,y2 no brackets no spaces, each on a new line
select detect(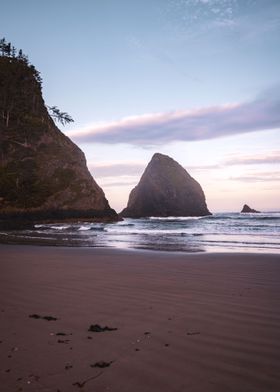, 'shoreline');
1,242,280,257
1,245,280,391
1,241,280,257
0,211,279,254
0,239,280,255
